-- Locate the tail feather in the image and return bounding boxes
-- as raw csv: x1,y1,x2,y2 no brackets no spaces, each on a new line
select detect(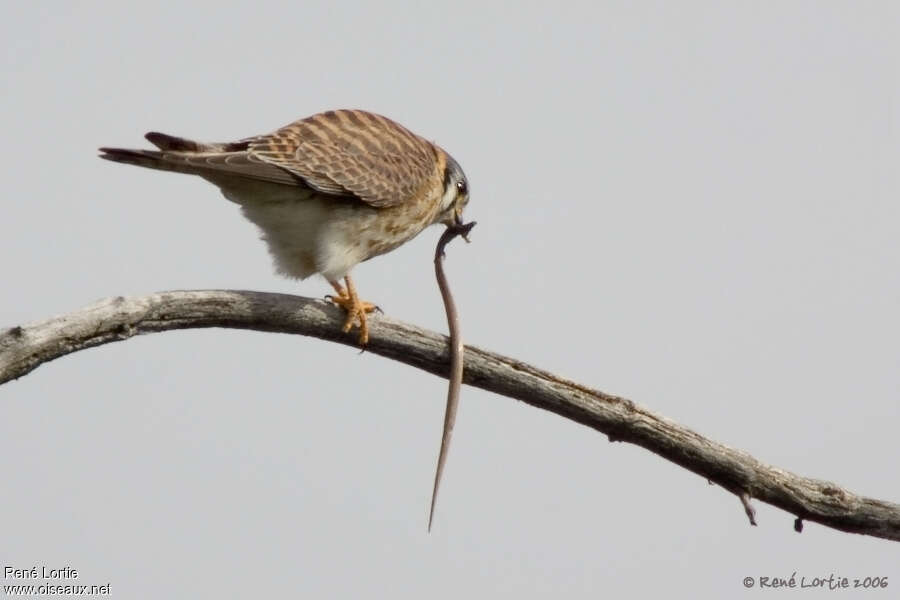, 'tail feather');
145,132,206,152
98,146,218,177
99,132,294,185
145,132,251,153
98,147,174,171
